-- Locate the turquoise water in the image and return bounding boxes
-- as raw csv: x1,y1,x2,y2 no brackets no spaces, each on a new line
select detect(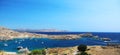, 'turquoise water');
0,37,106,52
